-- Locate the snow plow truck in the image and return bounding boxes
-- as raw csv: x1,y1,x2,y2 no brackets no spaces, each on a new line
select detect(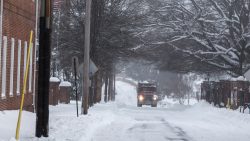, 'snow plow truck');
137,82,158,107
